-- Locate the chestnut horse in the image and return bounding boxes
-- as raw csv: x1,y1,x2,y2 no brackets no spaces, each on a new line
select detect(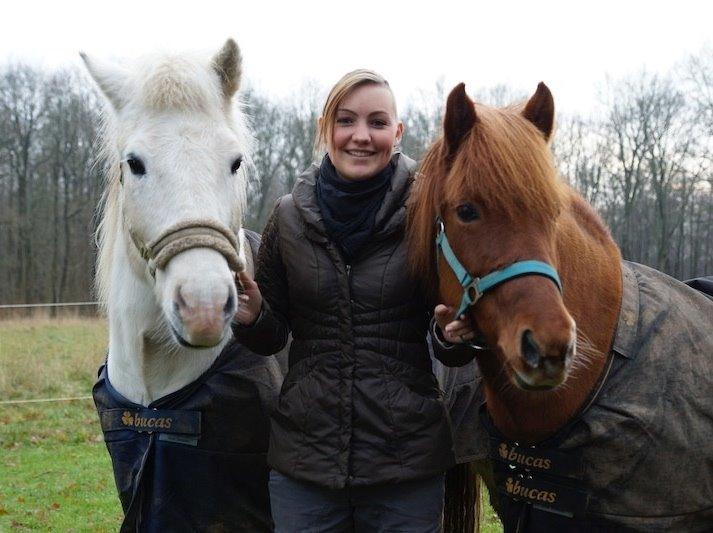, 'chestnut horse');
409,83,713,531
